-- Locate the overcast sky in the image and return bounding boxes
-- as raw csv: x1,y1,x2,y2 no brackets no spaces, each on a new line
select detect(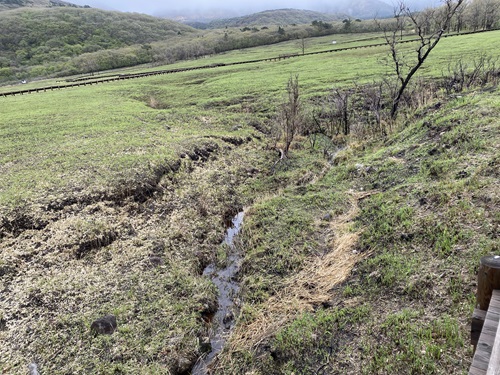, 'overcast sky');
68,0,439,17
69,0,321,14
